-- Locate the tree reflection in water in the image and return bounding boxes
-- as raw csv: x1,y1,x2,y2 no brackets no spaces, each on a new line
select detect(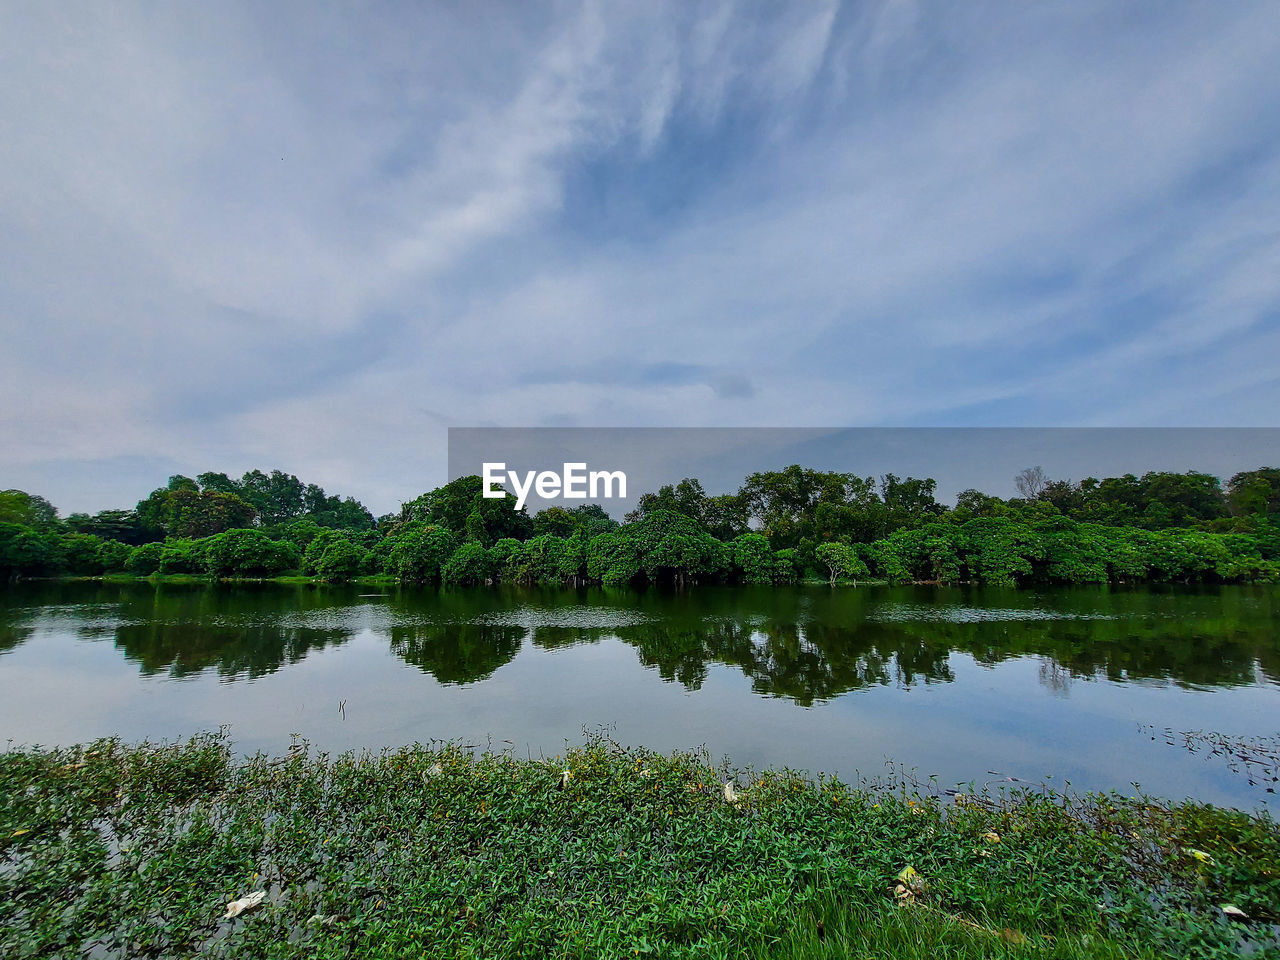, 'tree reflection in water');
0,581,1276,700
